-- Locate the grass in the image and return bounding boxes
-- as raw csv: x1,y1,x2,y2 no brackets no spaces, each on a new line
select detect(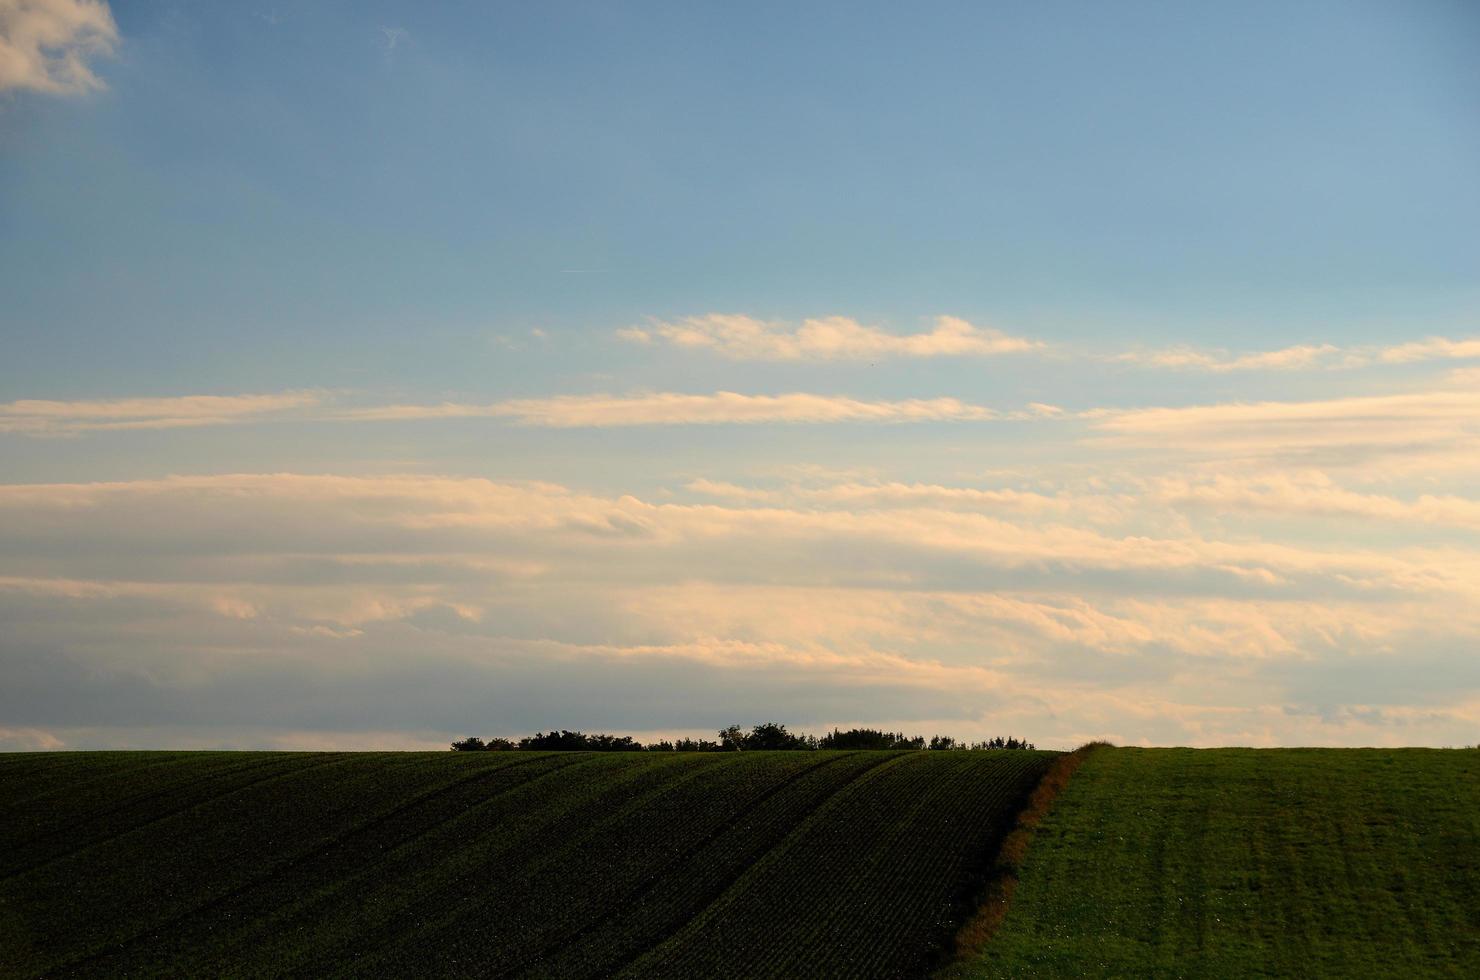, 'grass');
949,747,1480,978
0,749,1052,979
